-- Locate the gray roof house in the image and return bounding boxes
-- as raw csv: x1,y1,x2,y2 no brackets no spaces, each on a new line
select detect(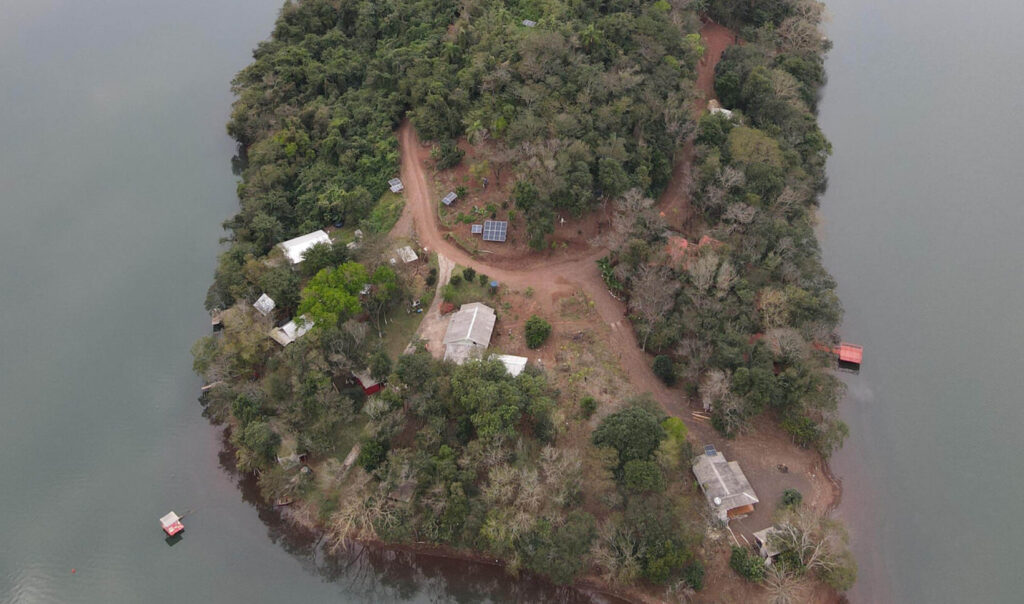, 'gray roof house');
443,303,496,364
692,447,759,522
